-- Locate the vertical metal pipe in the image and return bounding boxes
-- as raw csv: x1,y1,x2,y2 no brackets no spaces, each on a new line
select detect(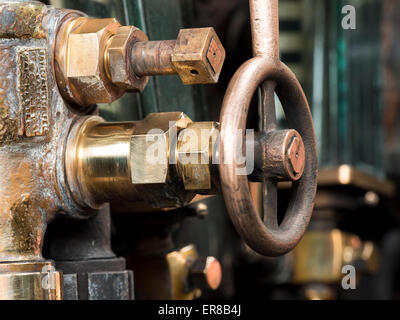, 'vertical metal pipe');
249,0,279,61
